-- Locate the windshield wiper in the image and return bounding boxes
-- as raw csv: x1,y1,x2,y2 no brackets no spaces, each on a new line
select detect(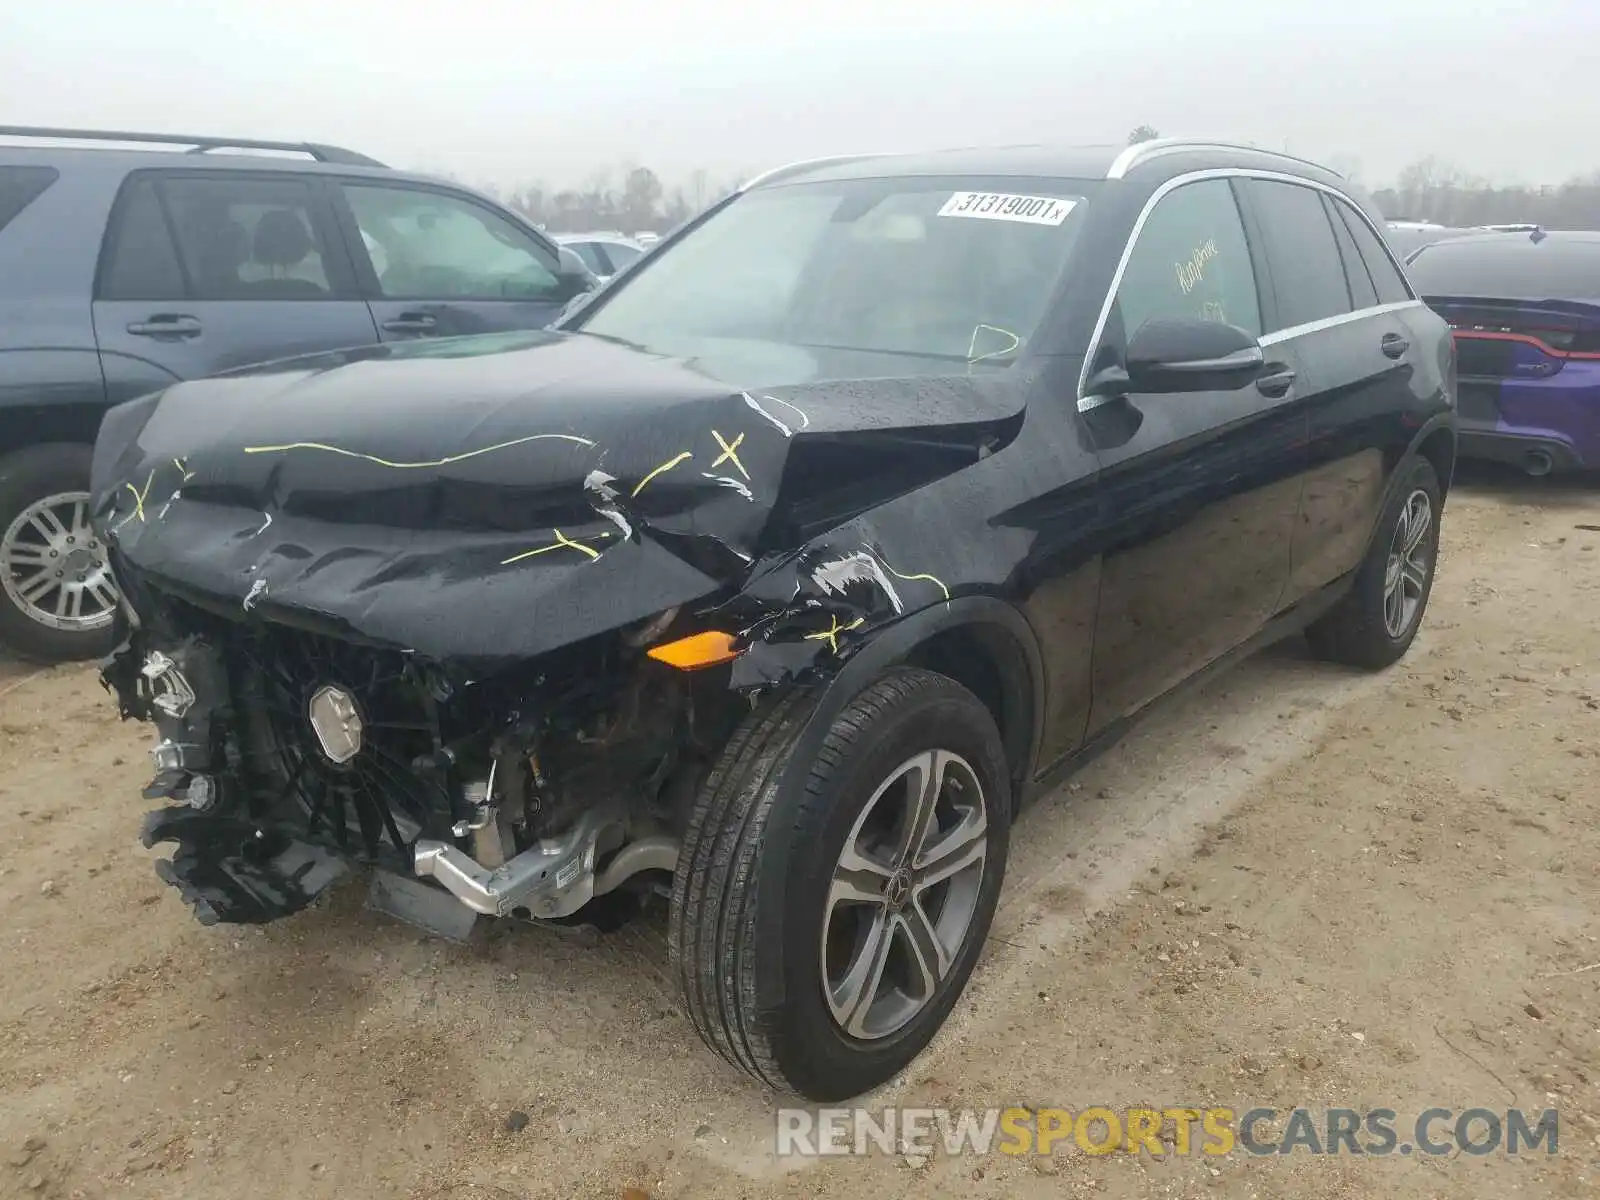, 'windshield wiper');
576,330,651,353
